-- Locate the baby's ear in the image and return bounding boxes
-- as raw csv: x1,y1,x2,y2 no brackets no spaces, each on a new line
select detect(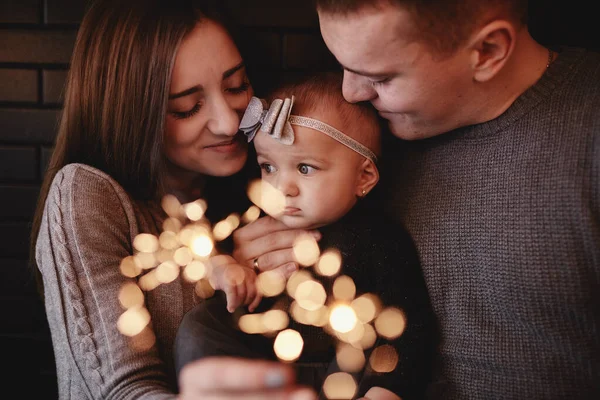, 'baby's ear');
356,159,379,197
